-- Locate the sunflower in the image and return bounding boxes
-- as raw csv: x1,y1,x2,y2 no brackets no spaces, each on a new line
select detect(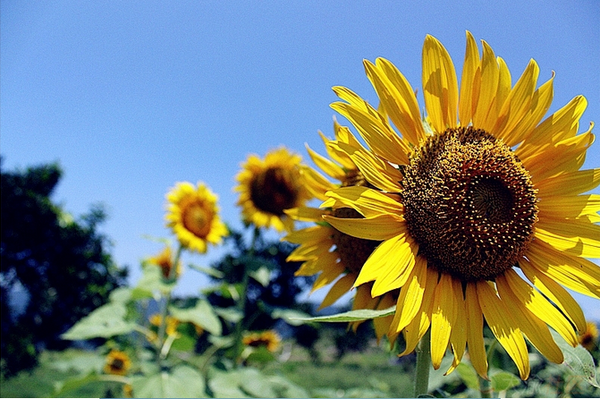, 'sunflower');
579,321,599,352
149,313,180,336
165,181,228,253
147,245,182,279
103,349,131,376
285,119,396,339
242,330,282,352
322,32,599,380
235,147,312,232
